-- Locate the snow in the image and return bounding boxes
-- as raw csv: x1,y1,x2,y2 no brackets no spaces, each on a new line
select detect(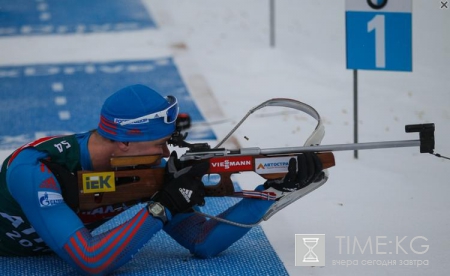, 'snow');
1,0,449,275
